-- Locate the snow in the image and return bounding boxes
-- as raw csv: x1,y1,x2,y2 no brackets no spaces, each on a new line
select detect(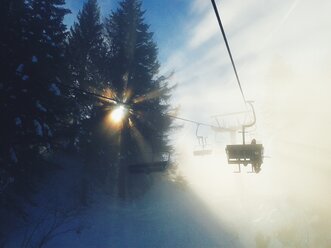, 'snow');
43,33,52,41
9,147,18,163
45,175,237,248
43,123,53,137
49,83,61,96
15,153,238,248
16,64,24,74
36,100,47,112
7,166,239,247
15,117,22,127
33,120,43,136
32,56,38,63
3,154,235,247
22,75,29,81
6,147,331,247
